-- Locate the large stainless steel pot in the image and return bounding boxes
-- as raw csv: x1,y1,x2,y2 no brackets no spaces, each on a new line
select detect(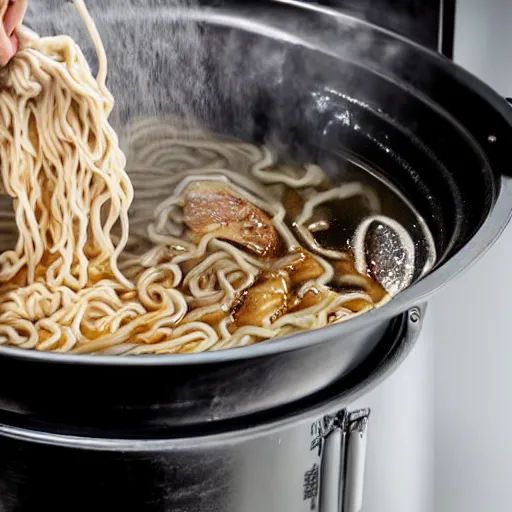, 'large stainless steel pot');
0,0,510,434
